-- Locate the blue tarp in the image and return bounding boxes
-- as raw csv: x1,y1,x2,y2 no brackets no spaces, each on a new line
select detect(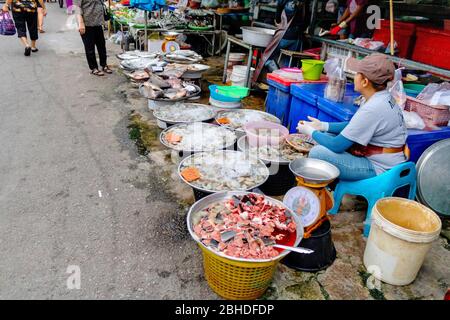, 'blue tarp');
130,0,166,12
